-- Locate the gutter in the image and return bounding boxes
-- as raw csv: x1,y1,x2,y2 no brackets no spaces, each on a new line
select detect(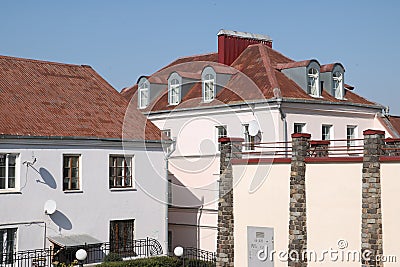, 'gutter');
164,138,176,255
277,98,288,157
